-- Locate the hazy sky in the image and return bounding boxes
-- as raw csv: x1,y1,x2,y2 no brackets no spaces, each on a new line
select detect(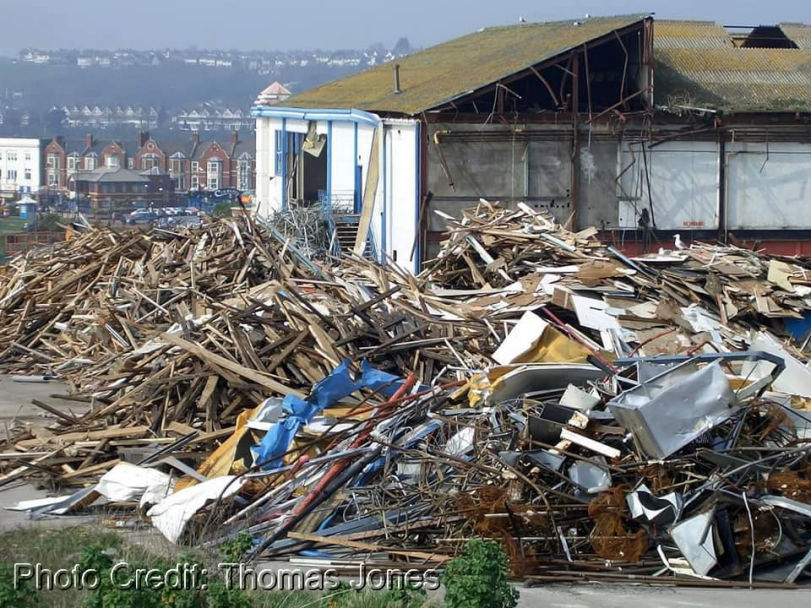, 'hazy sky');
1,0,807,55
